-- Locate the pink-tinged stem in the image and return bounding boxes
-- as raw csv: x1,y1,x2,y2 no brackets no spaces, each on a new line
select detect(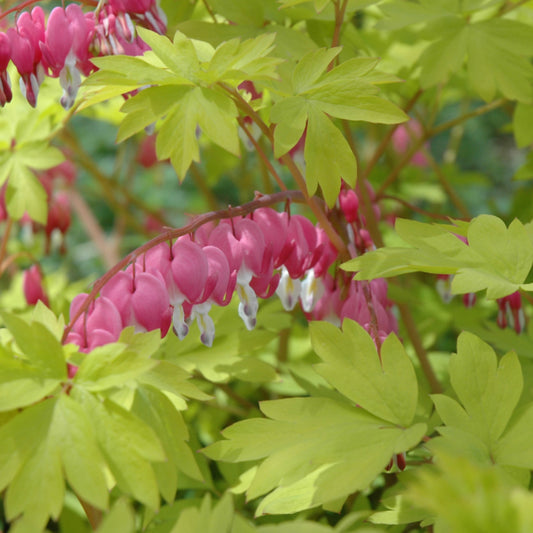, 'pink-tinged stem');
62,190,305,342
